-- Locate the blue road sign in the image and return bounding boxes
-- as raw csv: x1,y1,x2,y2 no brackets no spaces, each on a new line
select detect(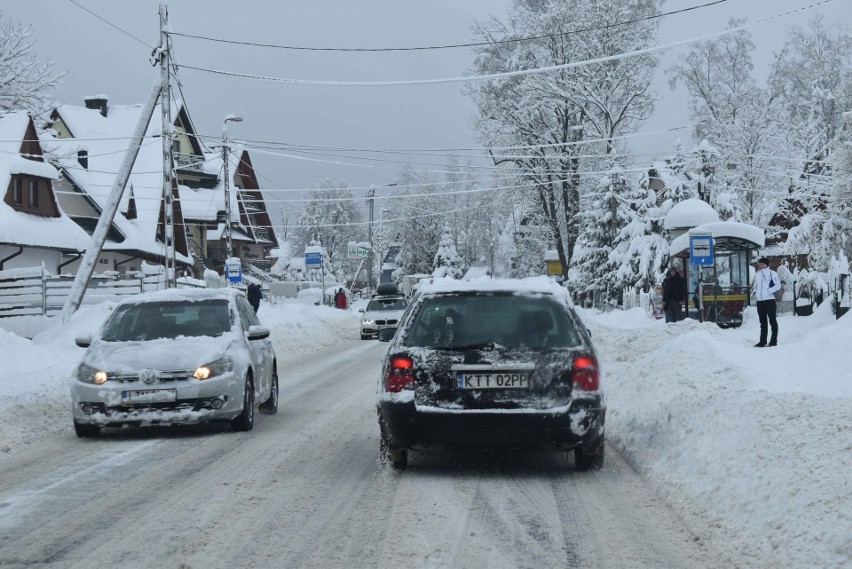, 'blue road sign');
689,233,714,266
305,252,322,267
225,258,242,283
